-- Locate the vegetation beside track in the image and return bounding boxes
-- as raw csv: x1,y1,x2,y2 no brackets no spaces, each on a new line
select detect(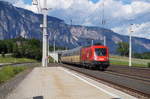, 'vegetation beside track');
0,66,27,84
110,55,150,67
0,56,37,63
0,38,65,62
